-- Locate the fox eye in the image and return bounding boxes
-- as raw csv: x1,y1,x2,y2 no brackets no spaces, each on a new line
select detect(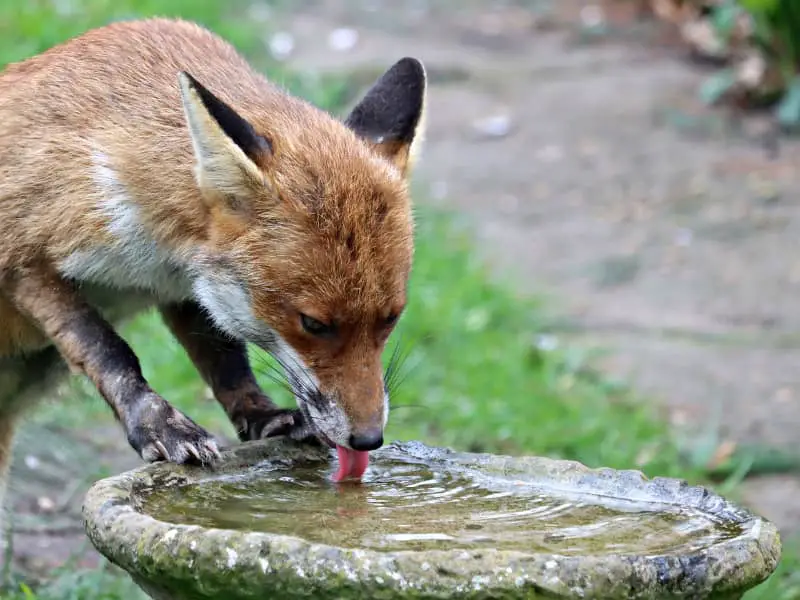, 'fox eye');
386,313,399,326
300,314,336,337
